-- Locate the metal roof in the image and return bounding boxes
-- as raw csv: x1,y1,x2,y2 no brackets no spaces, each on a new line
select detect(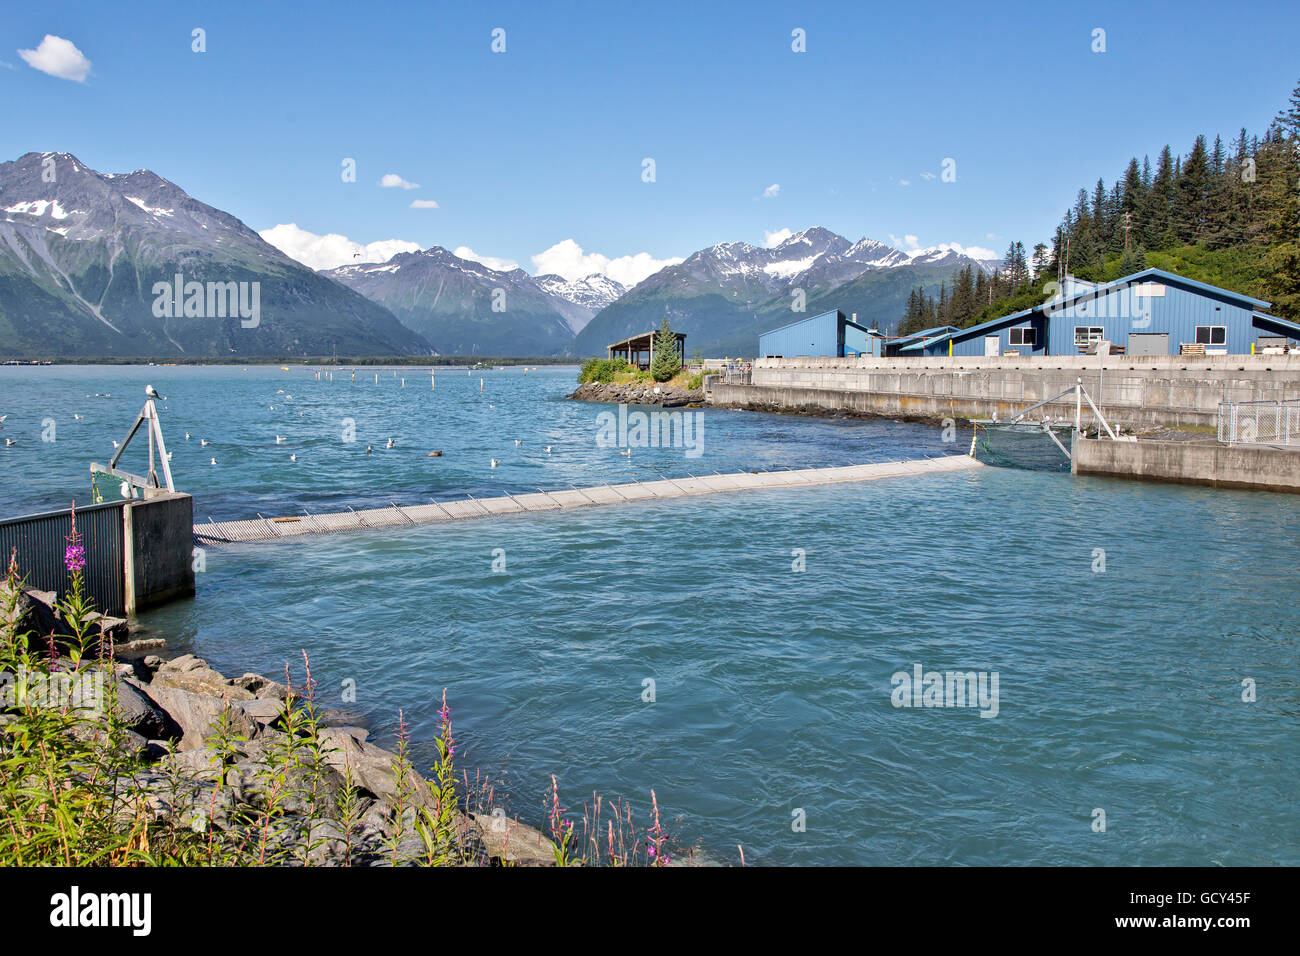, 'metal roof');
920,269,1274,348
